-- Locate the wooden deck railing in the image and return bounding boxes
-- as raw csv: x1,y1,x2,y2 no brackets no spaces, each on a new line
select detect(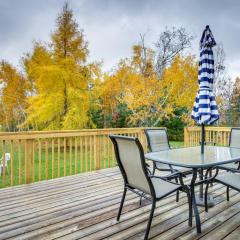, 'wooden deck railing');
0,127,157,188
184,126,232,147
